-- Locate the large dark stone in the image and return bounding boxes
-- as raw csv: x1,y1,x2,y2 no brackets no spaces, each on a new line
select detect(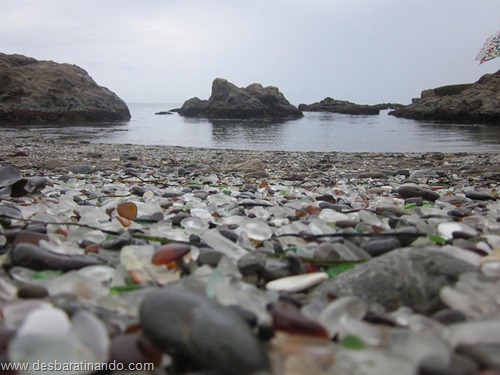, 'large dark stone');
10,243,105,271
298,97,380,115
0,53,131,124
389,70,500,124
310,247,478,312
177,78,303,120
139,288,271,375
